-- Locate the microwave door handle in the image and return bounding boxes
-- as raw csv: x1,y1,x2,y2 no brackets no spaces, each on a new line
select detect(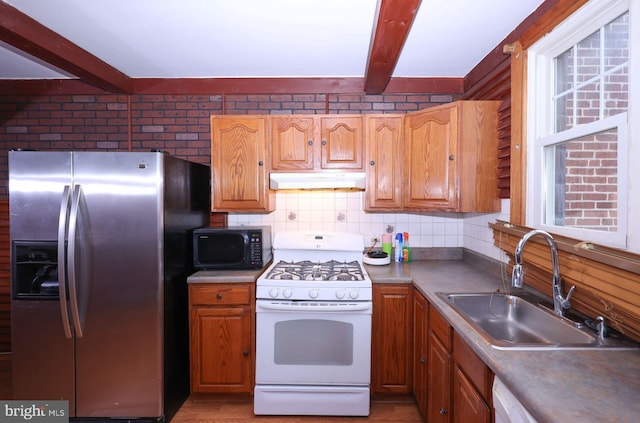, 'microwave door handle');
67,184,84,338
57,185,73,339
